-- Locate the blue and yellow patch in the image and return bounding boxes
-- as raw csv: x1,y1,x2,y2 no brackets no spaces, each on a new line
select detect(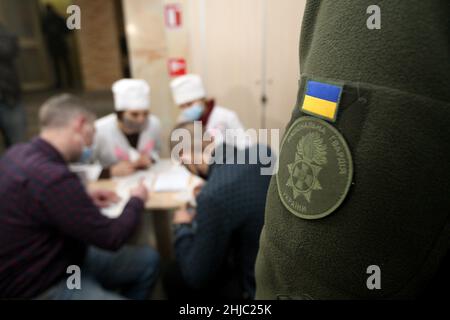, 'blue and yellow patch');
301,80,343,122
